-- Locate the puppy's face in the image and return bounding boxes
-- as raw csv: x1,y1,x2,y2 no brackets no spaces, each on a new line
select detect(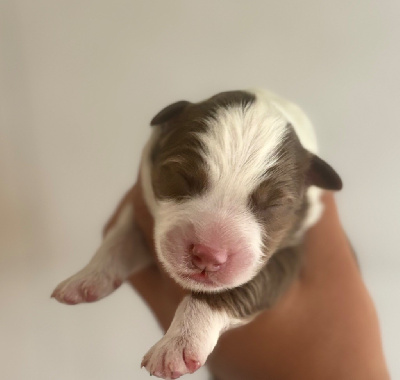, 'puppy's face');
149,91,341,292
